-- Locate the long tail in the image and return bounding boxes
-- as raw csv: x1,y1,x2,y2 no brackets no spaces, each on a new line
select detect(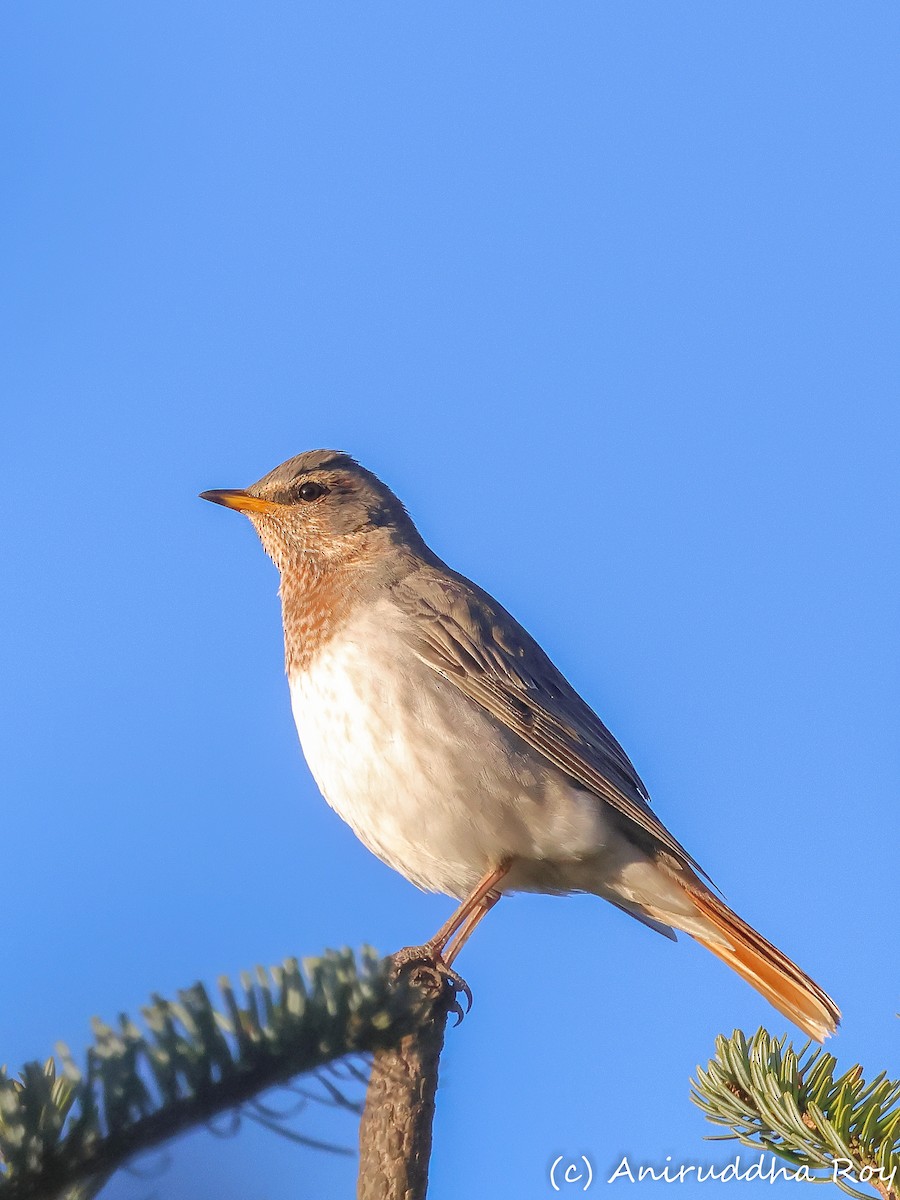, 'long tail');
679,884,840,1042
